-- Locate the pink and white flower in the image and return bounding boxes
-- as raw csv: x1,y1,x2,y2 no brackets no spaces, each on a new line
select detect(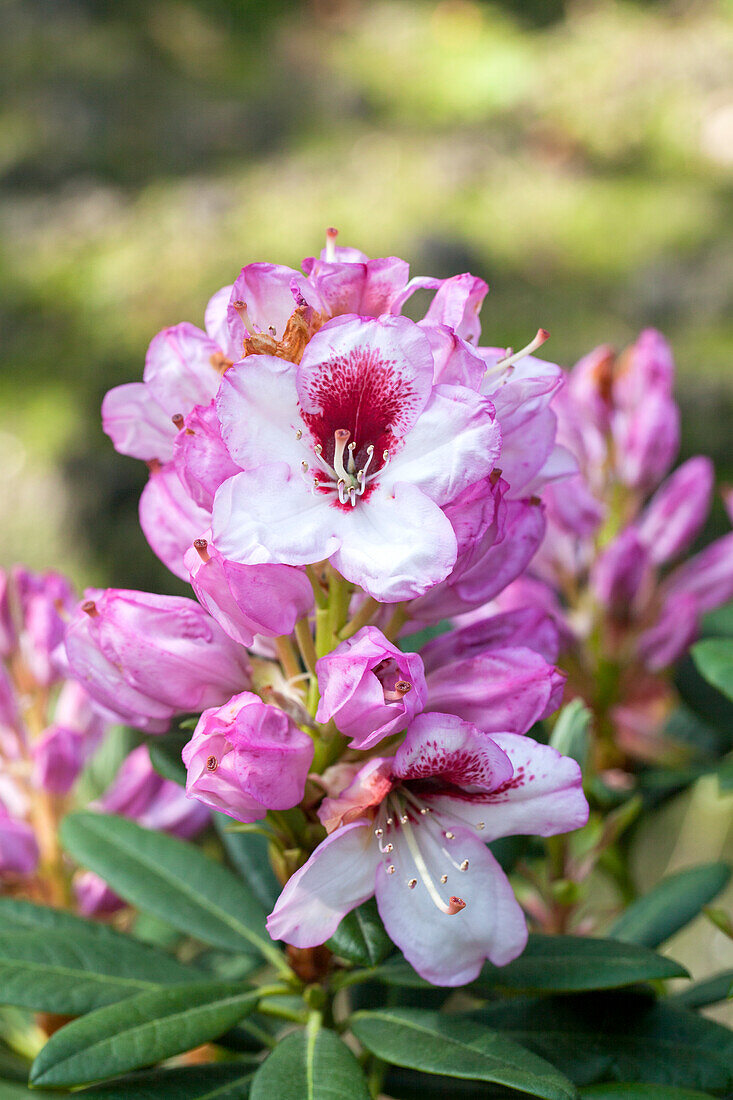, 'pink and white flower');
267,712,588,985
212,314,500,602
